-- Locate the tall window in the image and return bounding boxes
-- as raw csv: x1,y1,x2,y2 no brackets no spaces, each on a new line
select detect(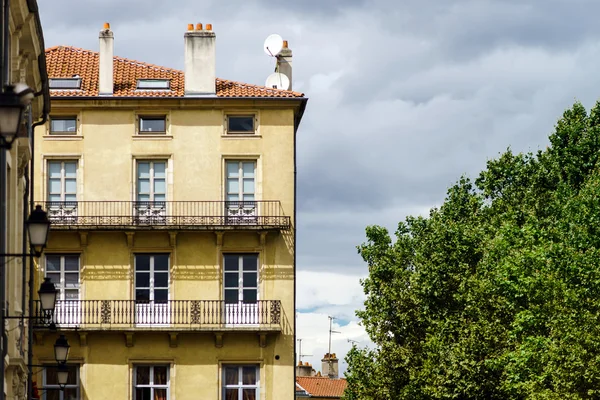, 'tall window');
43,364,79,400
137,161,166,202
48,161,77,202
224,254,258,305
226,161,255,202
135,254,169,304
134,365,169,400
222,365,259,400
45,255,80,301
